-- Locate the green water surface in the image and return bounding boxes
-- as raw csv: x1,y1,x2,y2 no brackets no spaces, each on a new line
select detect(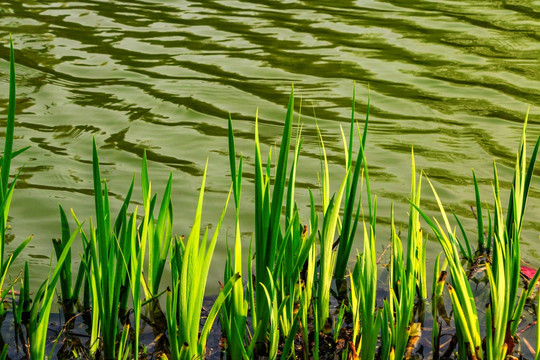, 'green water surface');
0,0,539,293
